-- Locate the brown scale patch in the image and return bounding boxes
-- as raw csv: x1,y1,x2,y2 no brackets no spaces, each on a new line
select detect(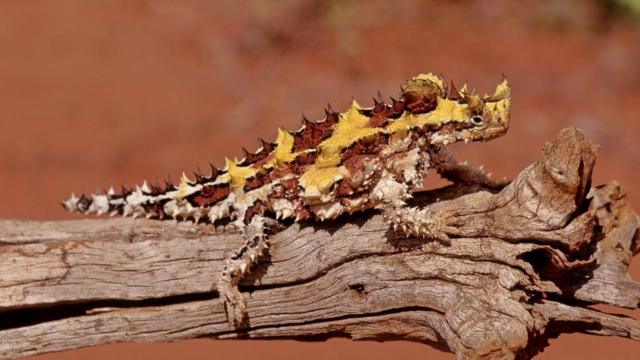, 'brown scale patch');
390,97,405,117
373,96,386,113
402,88,438,113
269,183,285,199
289,150,318,174
187,183,230,207
438,123,456,134
360,99,393,128
293,202,311,221
324,105,339,125
335,179,358,197
268,177,300,200
251,152,276,170
292,119,334,152
429,121,474,135
341,133,388,159
337,155,382,196
411,124,431,138
208,163,221,180
184,166,221,187
244,200,266,223
369,113,391,128
447,81,460,101
238,138,276,166
142,202,165,219
405,98,437,114
267,162,294,180
281,177,300,197
401,77,444,114
343,155,381,178
244,170,270,192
